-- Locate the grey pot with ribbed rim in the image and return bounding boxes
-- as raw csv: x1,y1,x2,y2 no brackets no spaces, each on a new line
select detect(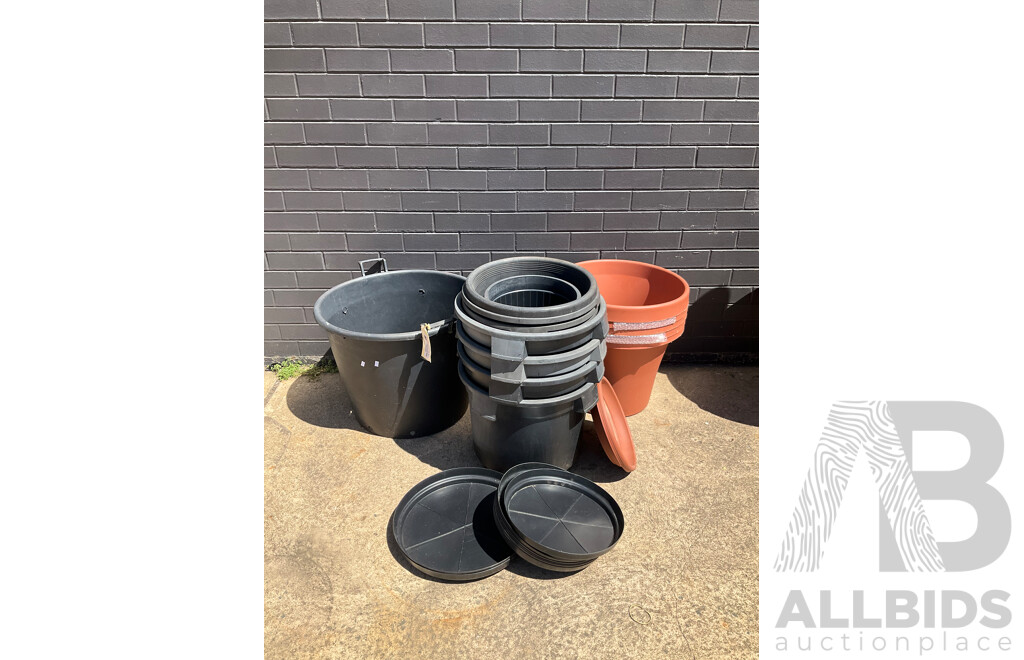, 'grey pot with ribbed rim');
463,257,600,324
